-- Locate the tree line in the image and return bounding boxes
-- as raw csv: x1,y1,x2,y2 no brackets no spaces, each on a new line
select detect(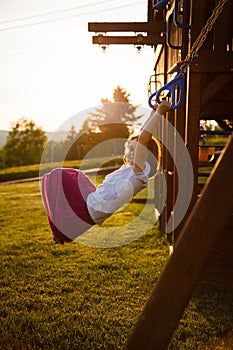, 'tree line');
0,87,142,169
